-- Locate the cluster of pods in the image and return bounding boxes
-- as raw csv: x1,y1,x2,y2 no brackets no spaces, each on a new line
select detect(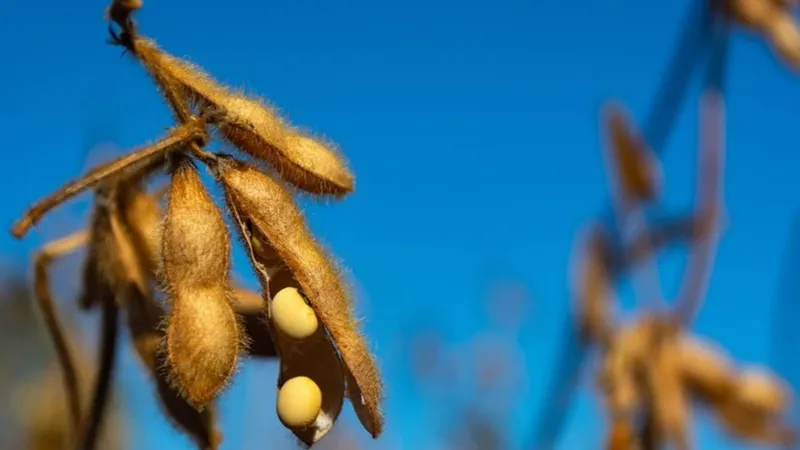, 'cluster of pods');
10,0,382,449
